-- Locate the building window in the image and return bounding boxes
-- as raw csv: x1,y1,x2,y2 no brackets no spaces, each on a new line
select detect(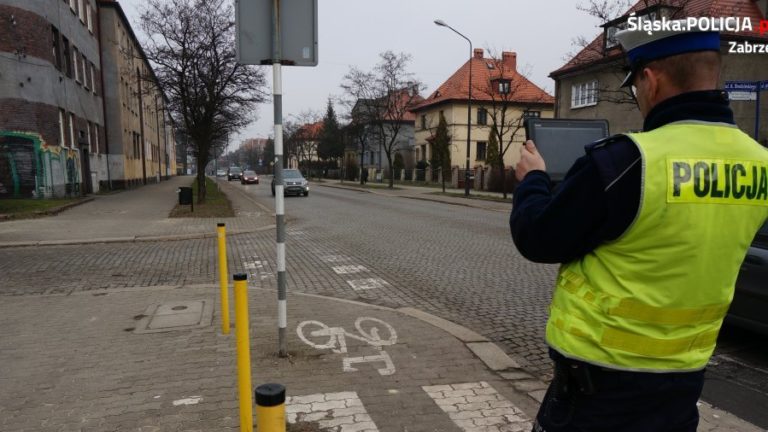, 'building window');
90,63,97,94
498,80,511,94
69,0,76,14
78,0,85,22
51,26,61,70
86,4,93,33
69,113,76,149
72,47,80,83
523,110,541,119
477,108,488,125
59,109,66,147
571,80,598,108
421,115,426,130
476,142,487,161
92,124,99,154
62,37,71,77
86,122,92,152
82,55,89,89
